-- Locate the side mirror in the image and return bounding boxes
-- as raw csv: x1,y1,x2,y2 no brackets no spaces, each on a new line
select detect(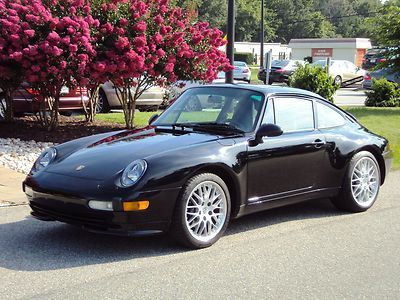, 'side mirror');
148,114,159,125
249,123,283,147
